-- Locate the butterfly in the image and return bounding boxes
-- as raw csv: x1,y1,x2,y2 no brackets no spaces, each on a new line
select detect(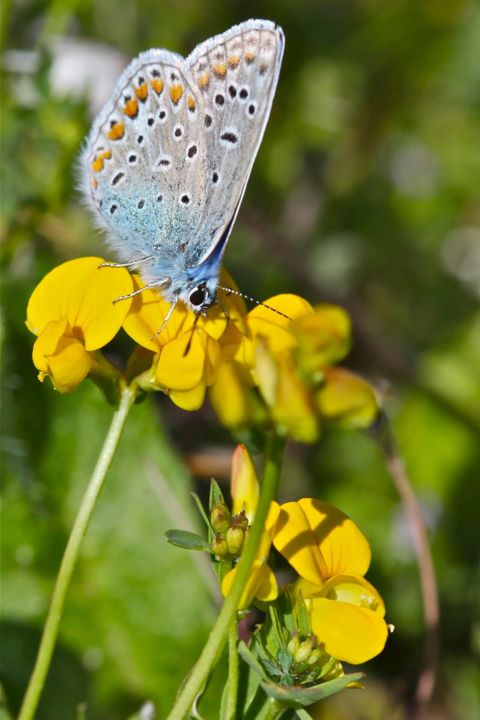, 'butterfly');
82,19,284,325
